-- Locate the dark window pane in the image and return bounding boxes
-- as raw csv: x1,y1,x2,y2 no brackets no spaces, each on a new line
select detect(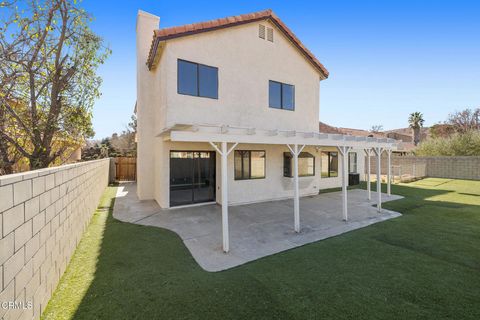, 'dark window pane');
269,81,282,109
170,151,215,206
284,152,314,177
233,151,266,180
250,151,265,178
199,65,218,98
321,152,329,177
321,152,338,178
283,152,292,177
298,158,314,176
298,152,314,176
234,150,250,180
348,152,357,173
242,152,250,179
234,151,243,180
178,60,198,96
330,152,338,177
282,84,295,110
